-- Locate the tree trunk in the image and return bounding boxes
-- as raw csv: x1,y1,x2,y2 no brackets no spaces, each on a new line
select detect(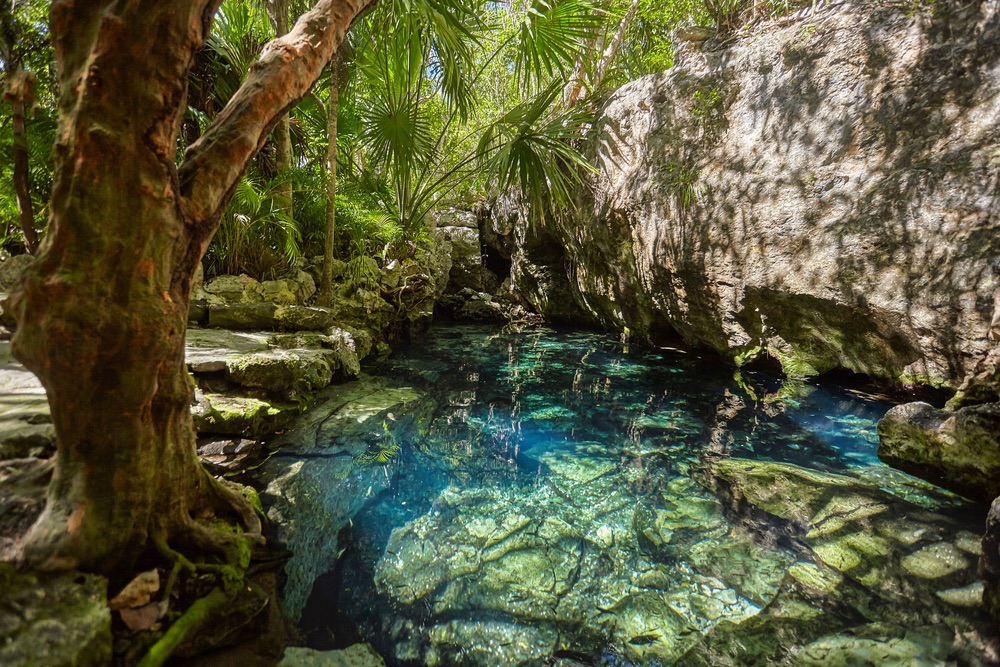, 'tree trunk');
7,69,39,255
562,0,641,108
268,0,294,216
320,56,340,305
8,0,372,575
